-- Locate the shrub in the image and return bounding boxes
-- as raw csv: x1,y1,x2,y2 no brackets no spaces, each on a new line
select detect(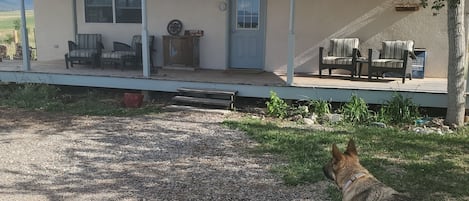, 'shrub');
380,93,420,125
266,91,289,119
308,99,331,117
341,94,370,124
